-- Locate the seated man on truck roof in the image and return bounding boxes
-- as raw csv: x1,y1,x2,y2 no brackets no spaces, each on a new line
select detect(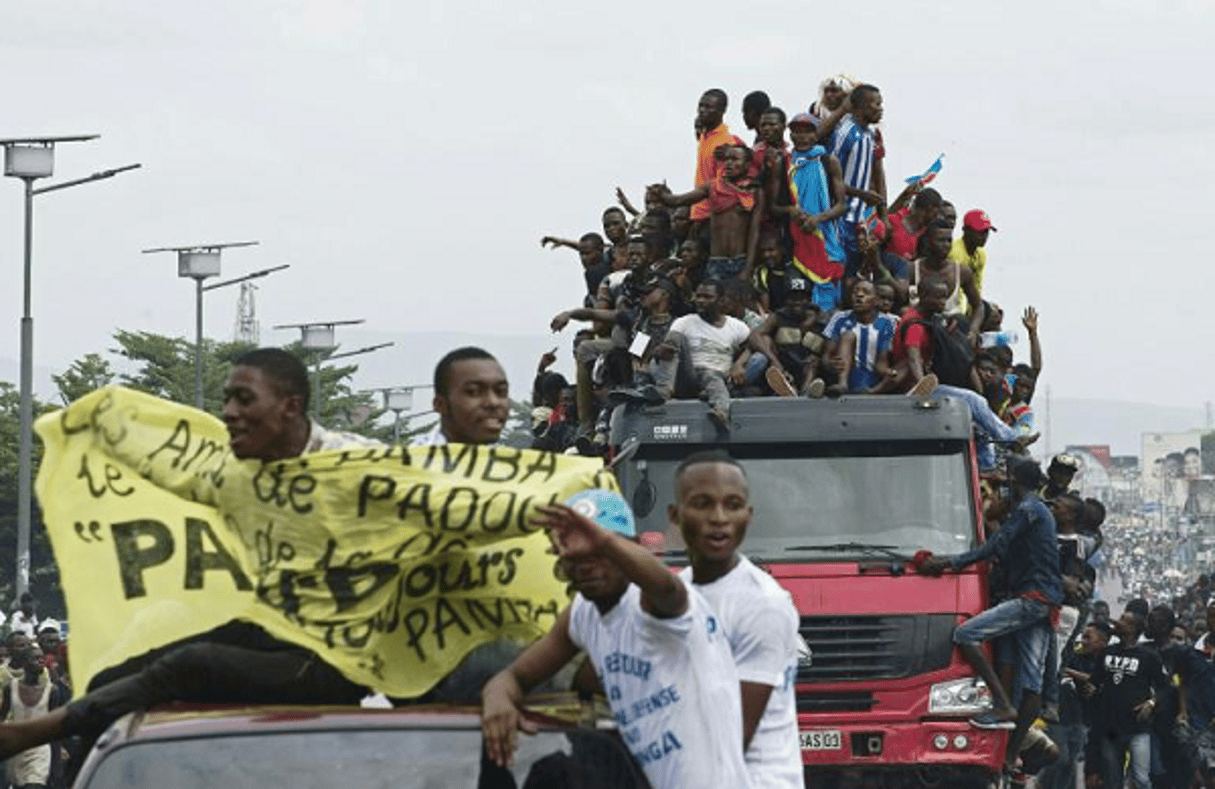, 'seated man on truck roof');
650,278,771,432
